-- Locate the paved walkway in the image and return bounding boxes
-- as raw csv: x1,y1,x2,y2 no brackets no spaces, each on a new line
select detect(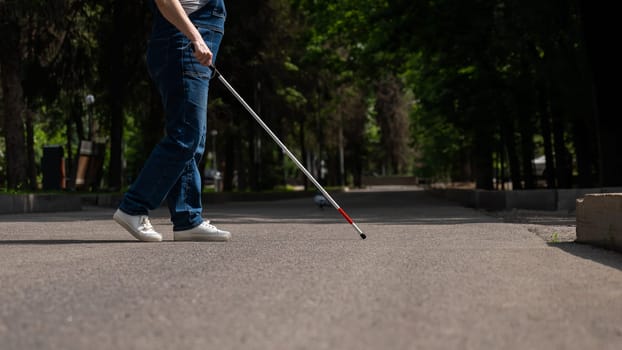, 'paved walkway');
1,189,621,349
